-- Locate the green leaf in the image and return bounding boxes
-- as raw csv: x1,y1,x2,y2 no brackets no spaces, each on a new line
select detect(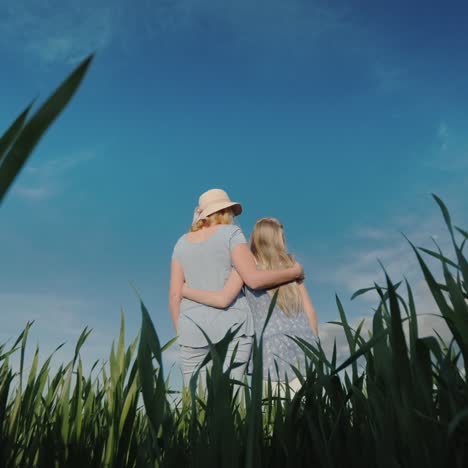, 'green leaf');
0,102,33,161
455,226,468,239
60,365,73,443
137,298,168,458
0,55,93,204
432,195,468,292
117,310,126,374
448,407,468,437
414,339,434,414
333,329,388,376
162,336,177,352
432,194,454,238
405,279,419,361
350,286,377,300
336,295,358,382
73,327,92,366
418,247,459,270
386,272,412,401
